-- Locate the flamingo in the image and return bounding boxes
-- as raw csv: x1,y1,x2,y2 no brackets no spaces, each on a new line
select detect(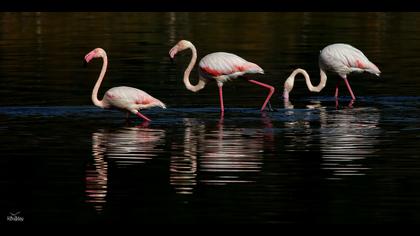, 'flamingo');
283,43,381,101
84,48,166,122
169,40,275,115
